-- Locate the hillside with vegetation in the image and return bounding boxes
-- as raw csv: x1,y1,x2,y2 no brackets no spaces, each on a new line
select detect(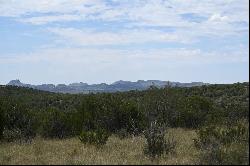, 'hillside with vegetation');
0,82,249,165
